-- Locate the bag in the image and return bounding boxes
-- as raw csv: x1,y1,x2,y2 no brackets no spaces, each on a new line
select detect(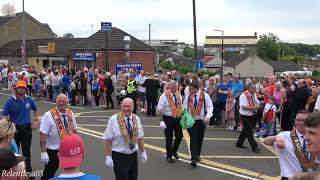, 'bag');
180,111,195,129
